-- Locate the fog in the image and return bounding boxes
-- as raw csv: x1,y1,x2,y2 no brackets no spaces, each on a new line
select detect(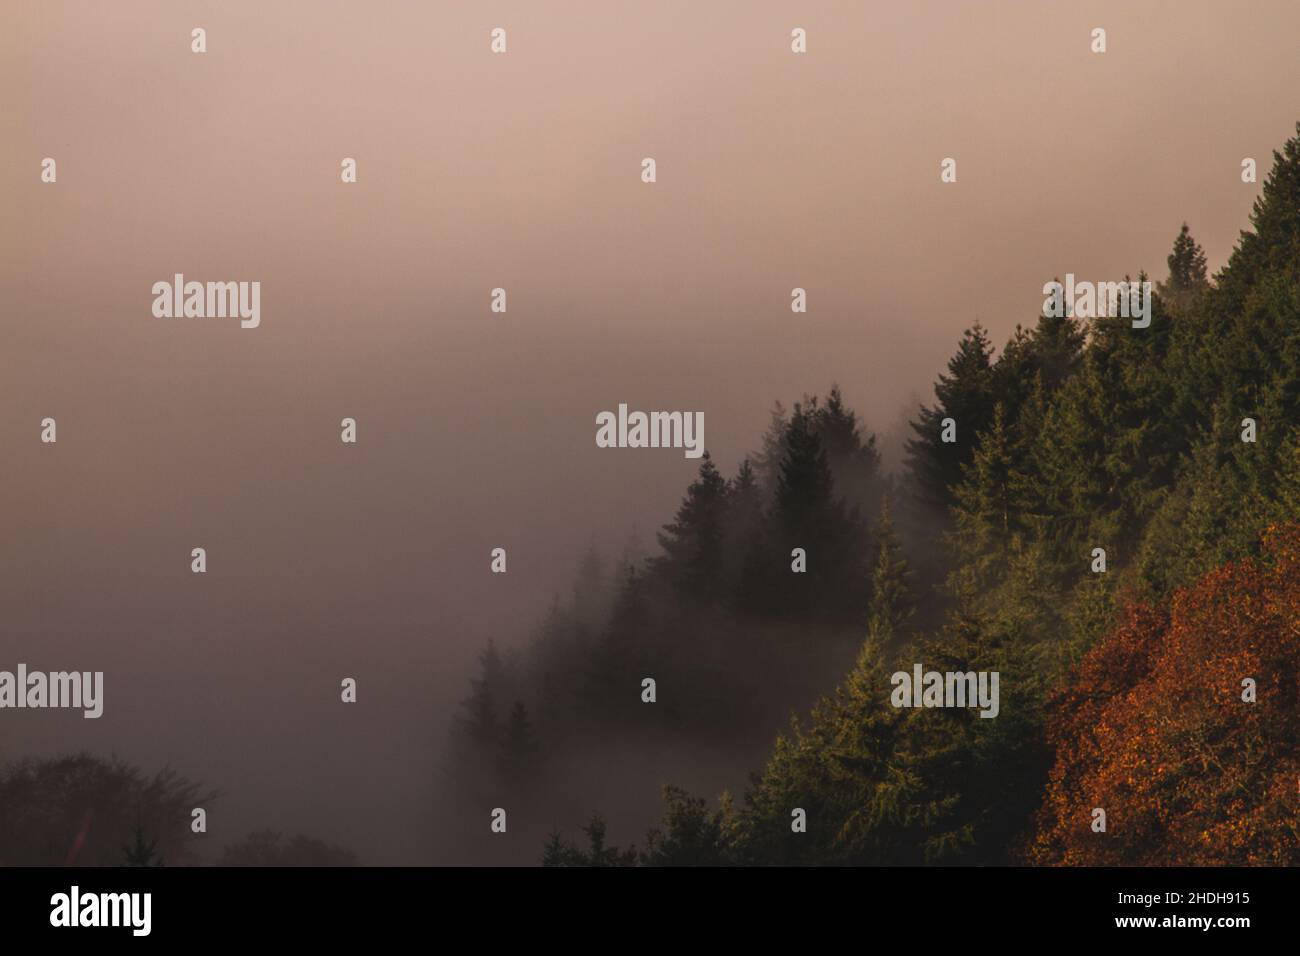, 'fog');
3,0,1298,864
